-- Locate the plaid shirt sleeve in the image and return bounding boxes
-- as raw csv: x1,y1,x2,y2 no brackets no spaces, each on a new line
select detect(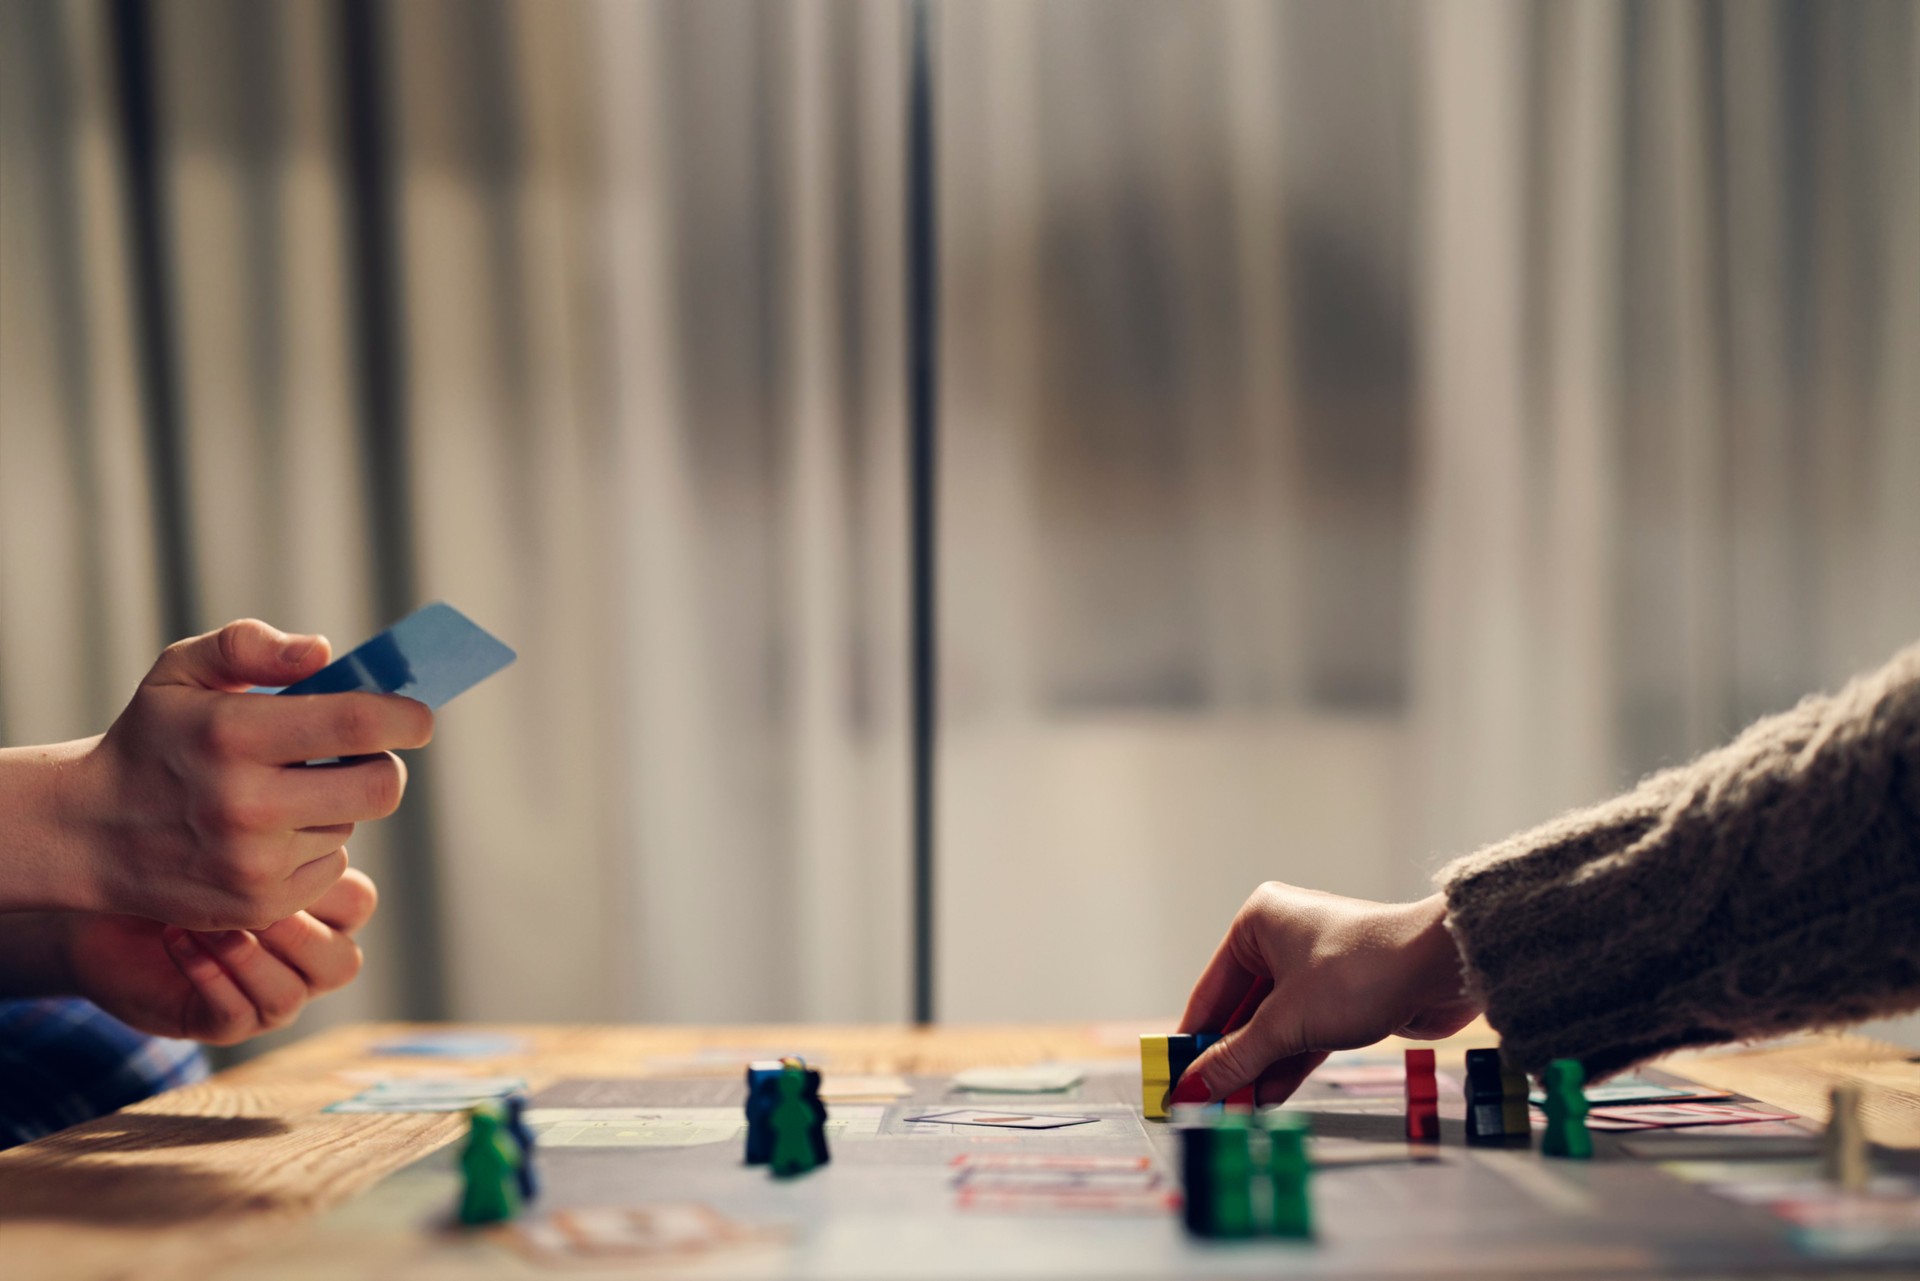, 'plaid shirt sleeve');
0,998,209,1150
